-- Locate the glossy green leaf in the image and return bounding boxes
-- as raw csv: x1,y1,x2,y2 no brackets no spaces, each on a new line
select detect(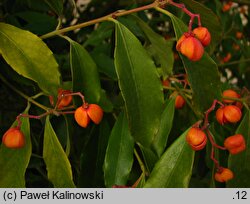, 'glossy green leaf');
91,52,117,80
151,98,176,157
134,15,174,77
44,0,63,16
68,38,113,111
43,116,75,187
15,11,58,35
138,144,158,173
94,119,111,186
165,11,221,115
114,21,164,147
104,112,134,187
84,22,114,47
227,110,250,187
50,115,71,156
68,38,102,104
181,0,222,53
98,89,114,112
78,126,101,187
0,23,61,96
0,105,31,187
78,119,111,187
144,128,195,187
